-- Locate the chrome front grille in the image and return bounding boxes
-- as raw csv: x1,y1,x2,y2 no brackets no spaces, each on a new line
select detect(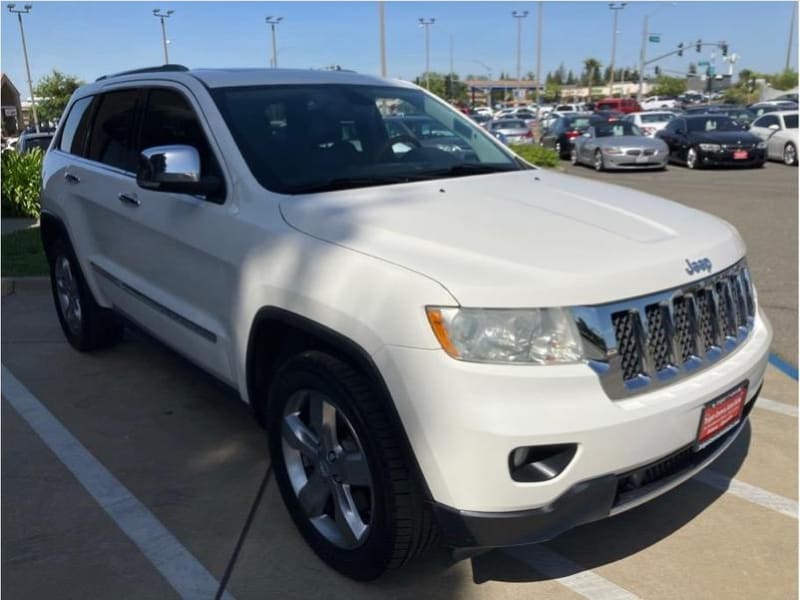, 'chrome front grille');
626,149,642,156
573,260,756,399
642,148,656,156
